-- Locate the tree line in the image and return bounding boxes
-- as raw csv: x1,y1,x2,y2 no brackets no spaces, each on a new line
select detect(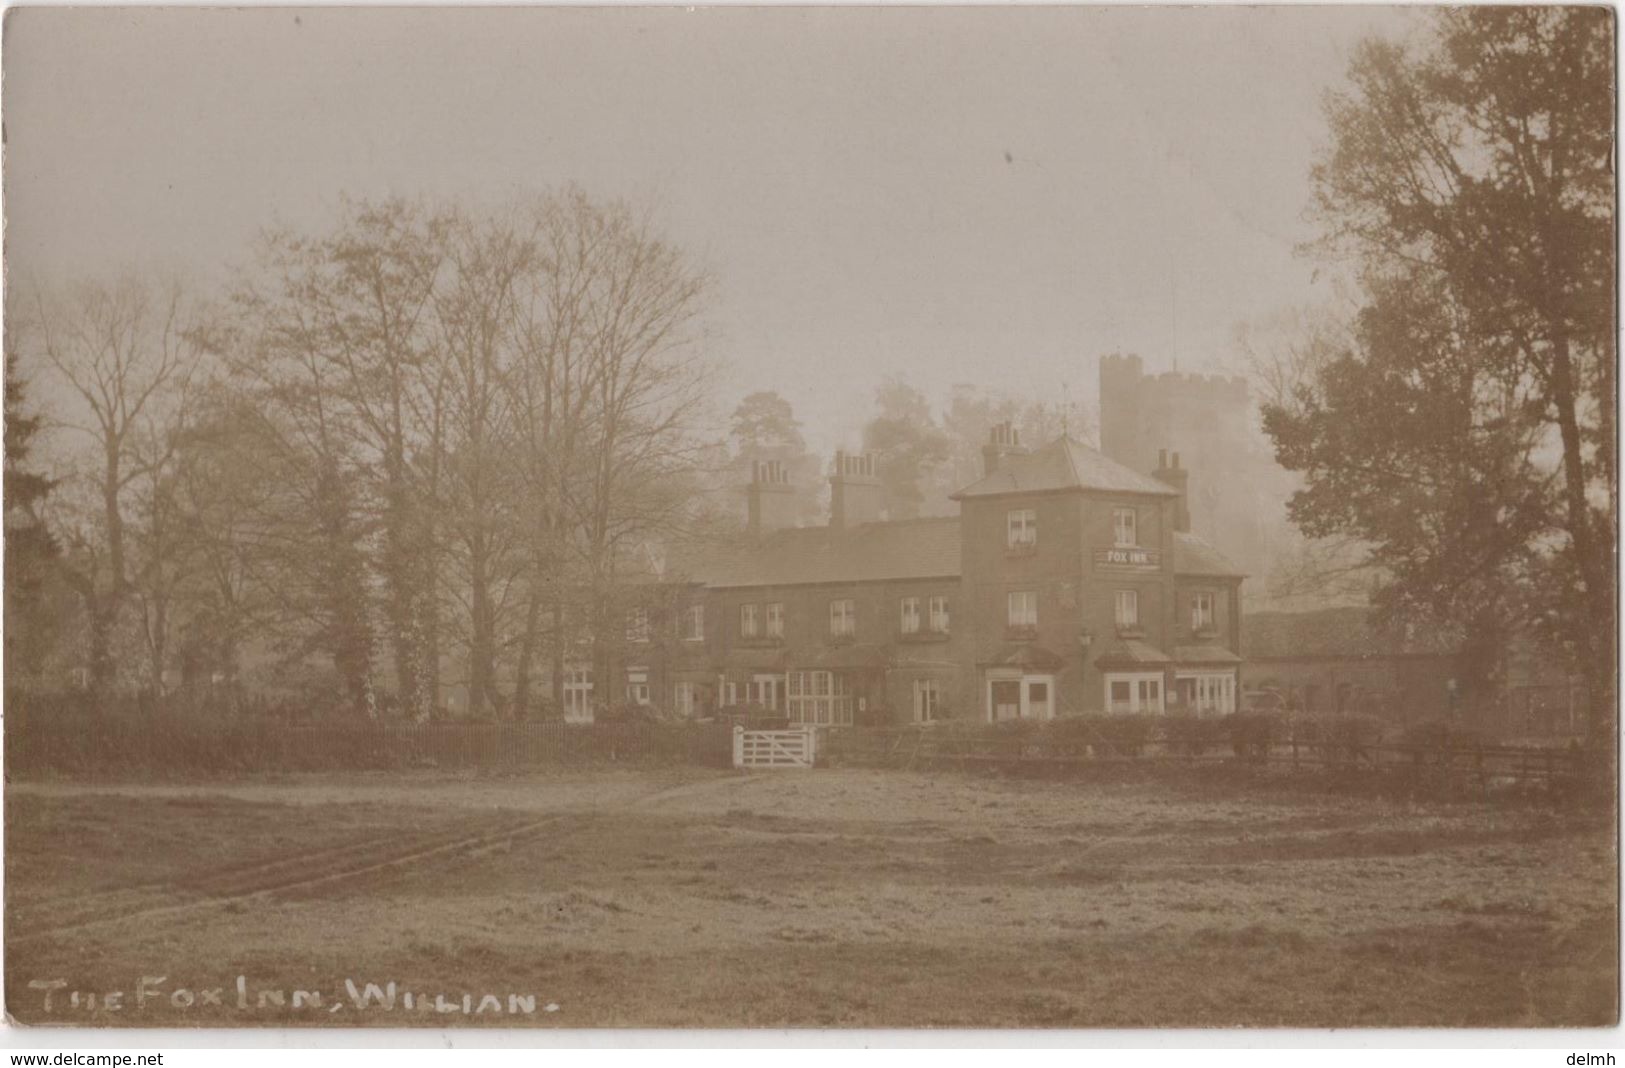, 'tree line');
7,190,719,720
6,186,1085,720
